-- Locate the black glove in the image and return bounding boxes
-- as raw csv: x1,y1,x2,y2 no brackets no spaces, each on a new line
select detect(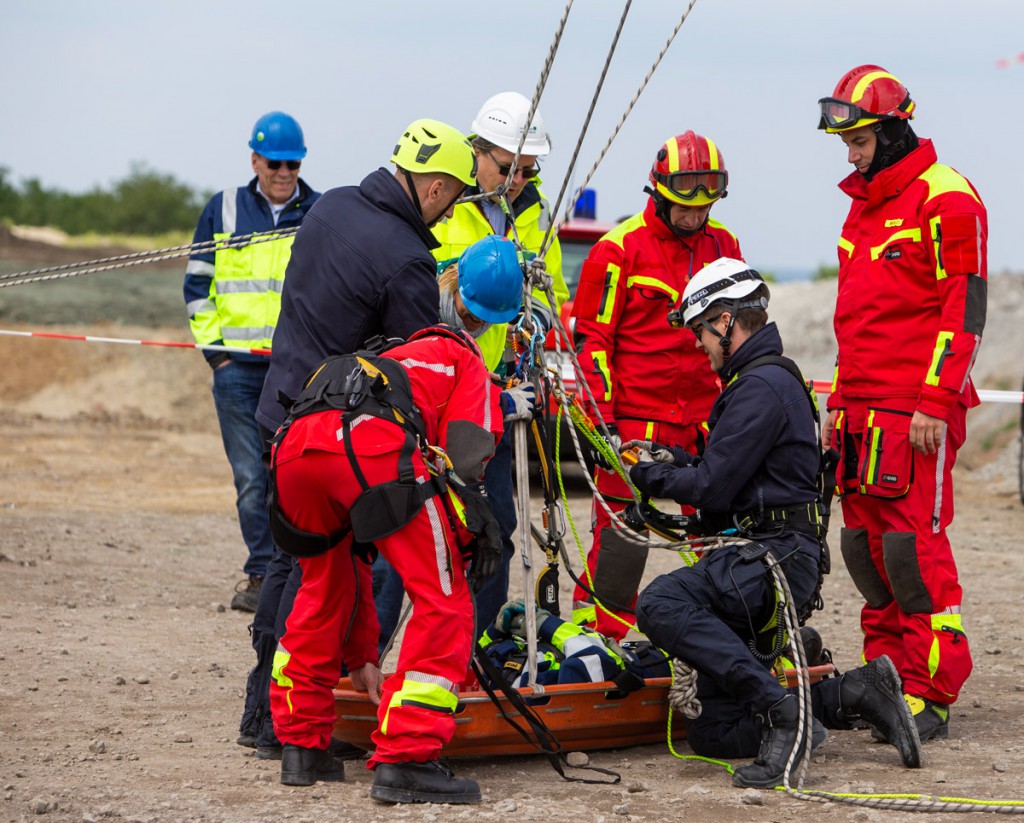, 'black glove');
590,423,621,471
456,481,503,590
